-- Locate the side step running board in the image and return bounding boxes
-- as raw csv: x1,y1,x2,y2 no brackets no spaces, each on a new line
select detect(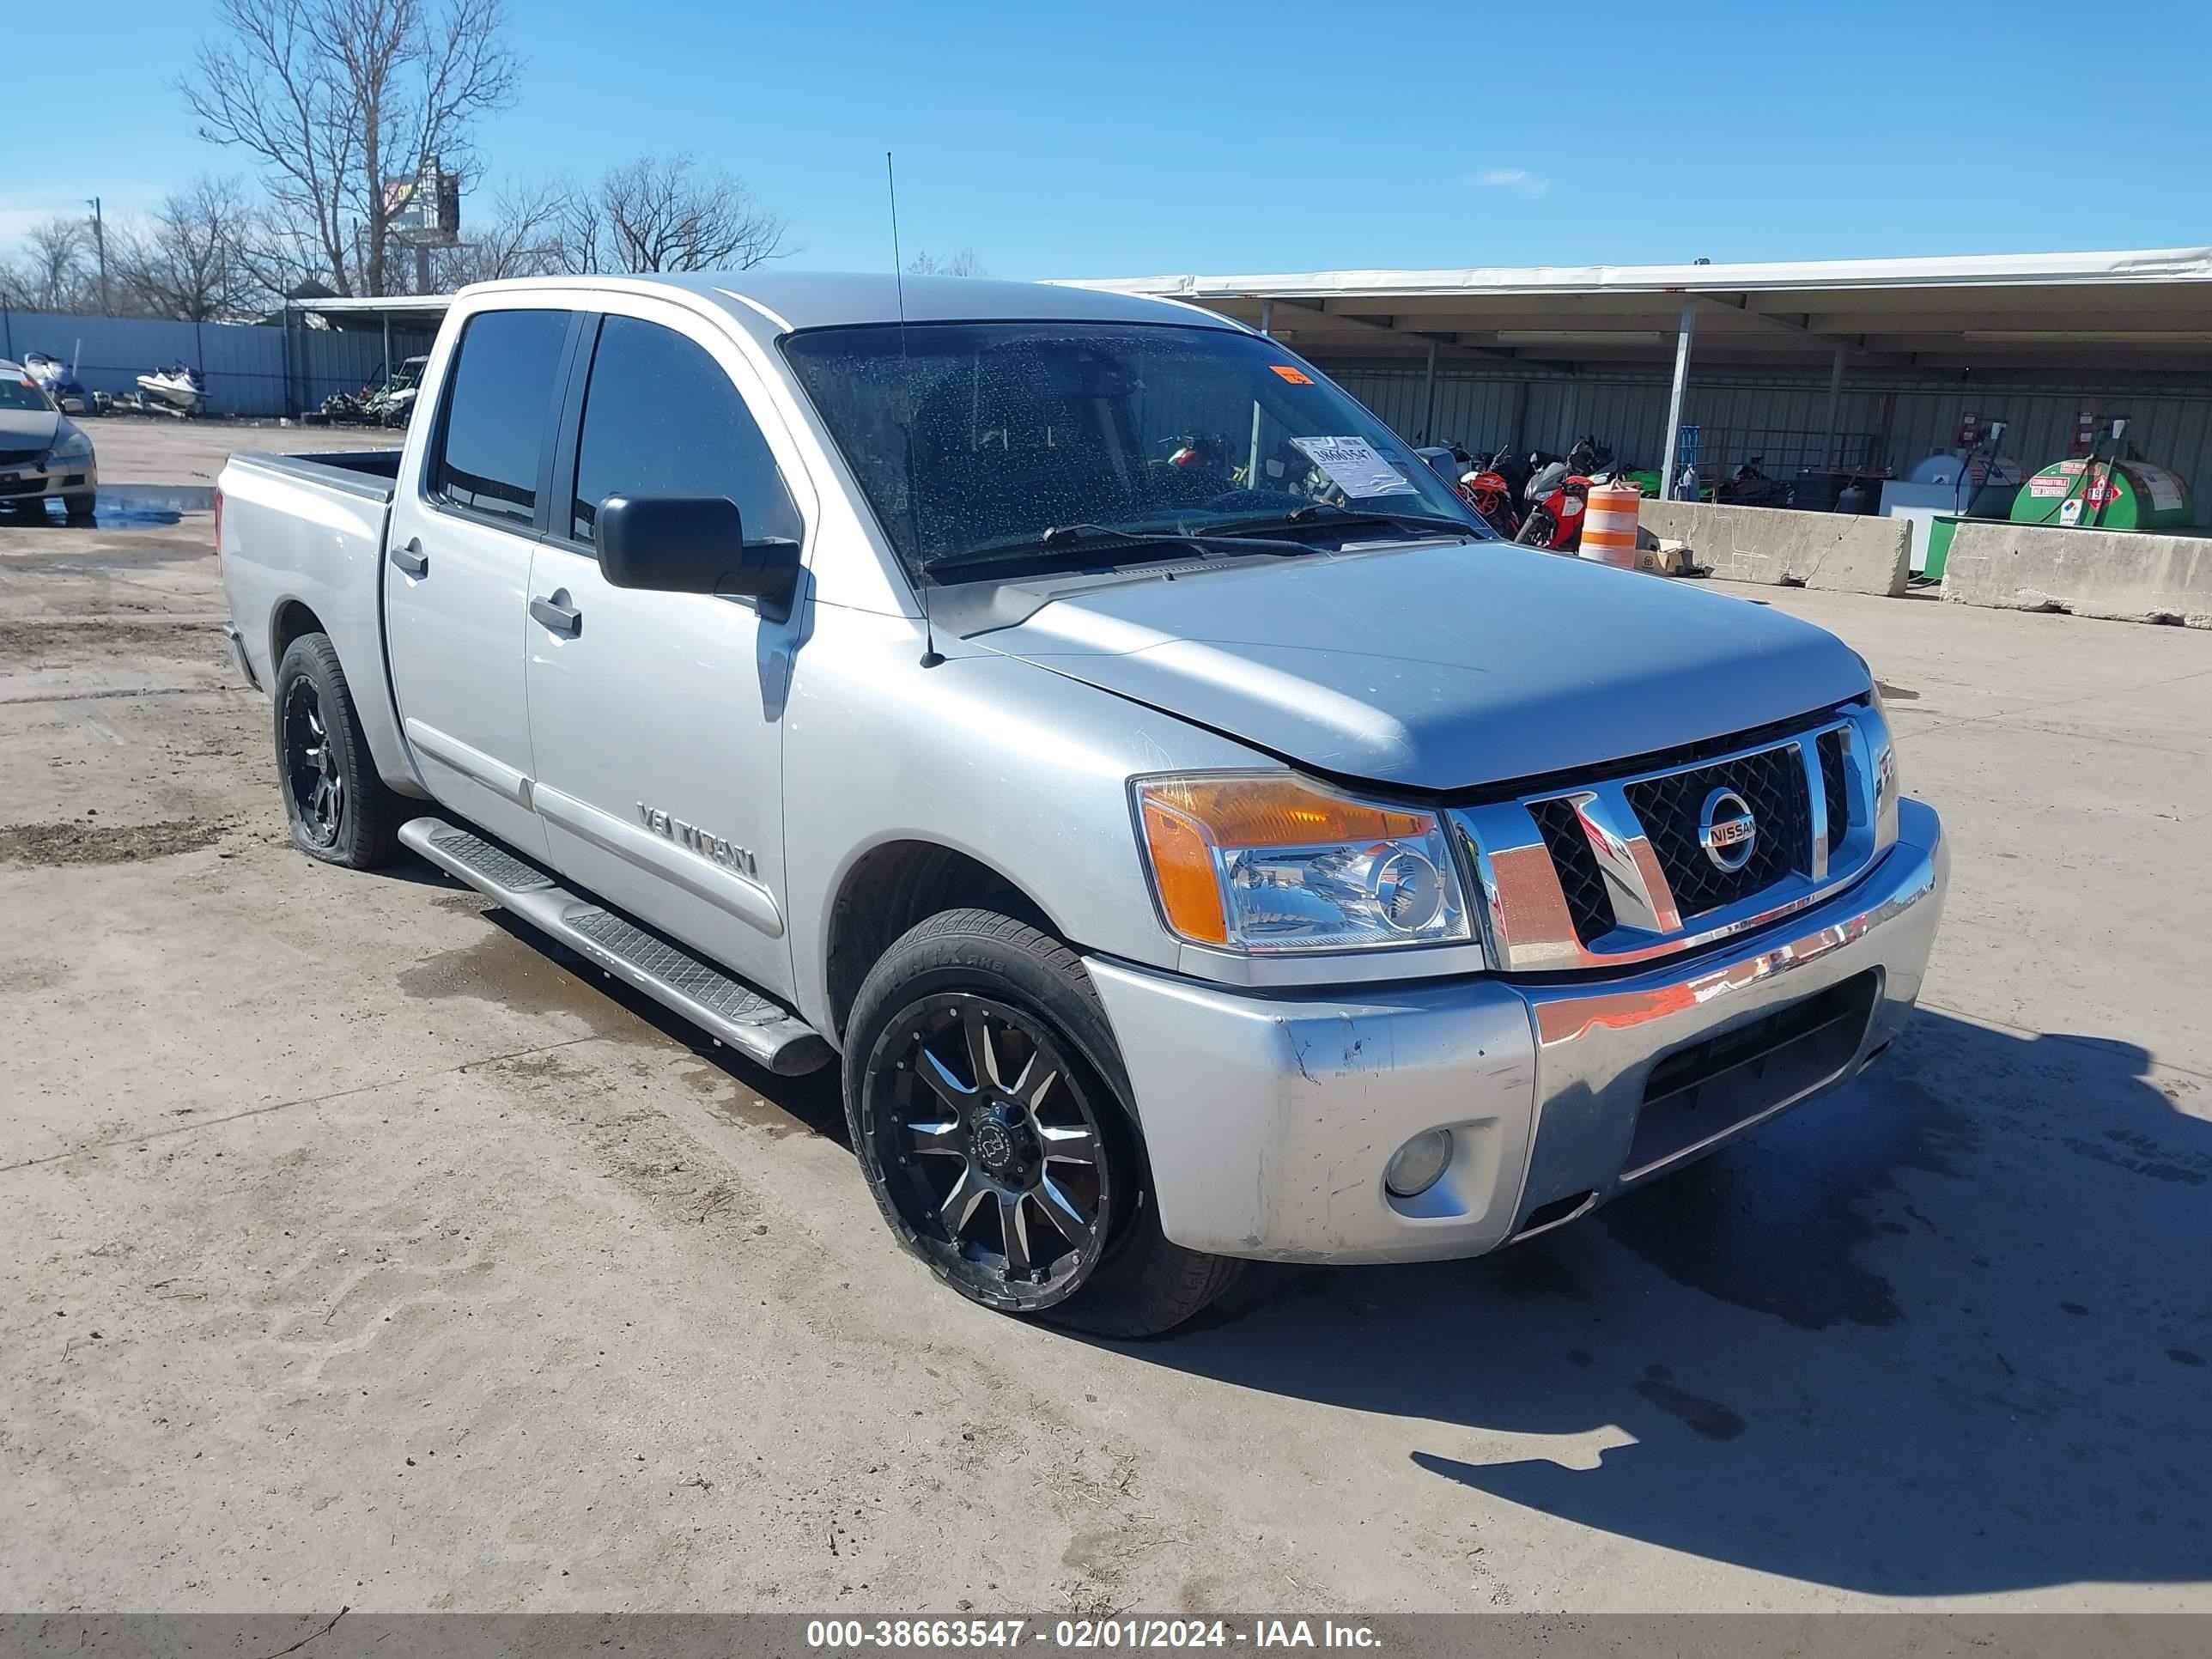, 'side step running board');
400,817,834,1077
